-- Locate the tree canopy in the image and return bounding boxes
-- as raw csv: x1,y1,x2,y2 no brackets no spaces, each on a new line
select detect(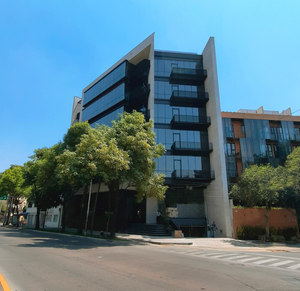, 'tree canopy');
0,165,30,225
